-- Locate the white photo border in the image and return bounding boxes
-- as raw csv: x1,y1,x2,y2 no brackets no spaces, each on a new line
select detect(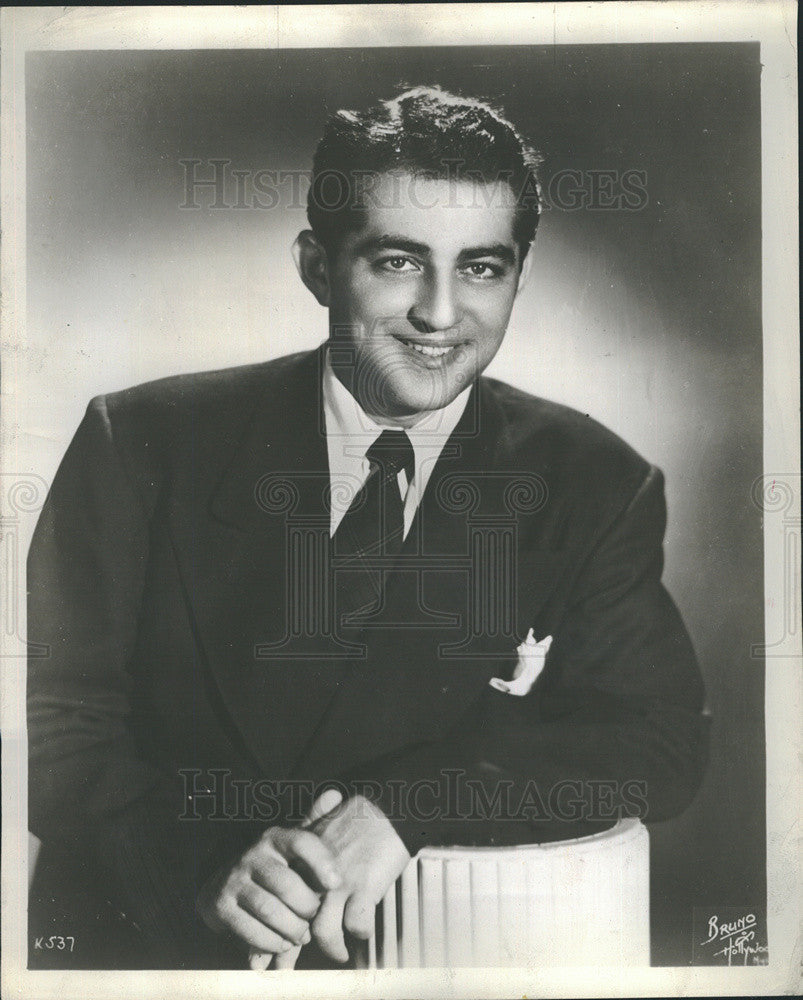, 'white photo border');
1,4,799,998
